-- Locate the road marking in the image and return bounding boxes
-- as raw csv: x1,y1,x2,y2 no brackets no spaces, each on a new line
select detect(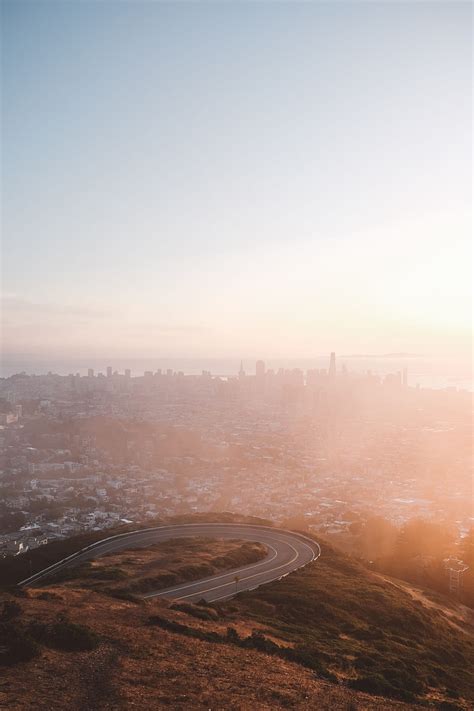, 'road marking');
144,543,279,598
19,524,321,602
173,541,300,601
